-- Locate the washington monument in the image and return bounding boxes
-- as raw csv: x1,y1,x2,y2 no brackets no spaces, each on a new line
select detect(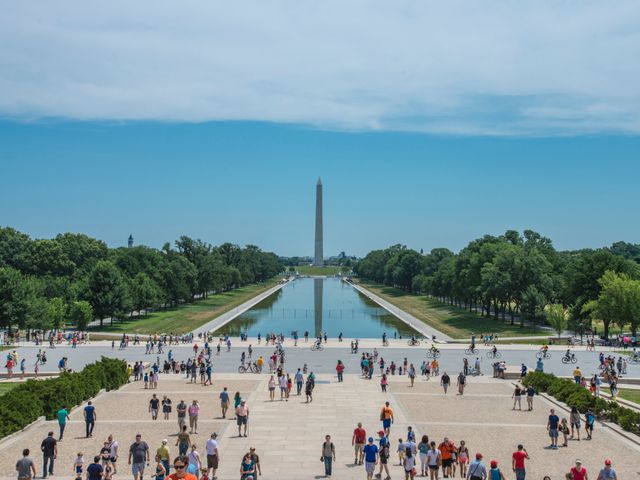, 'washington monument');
314,178,323,266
